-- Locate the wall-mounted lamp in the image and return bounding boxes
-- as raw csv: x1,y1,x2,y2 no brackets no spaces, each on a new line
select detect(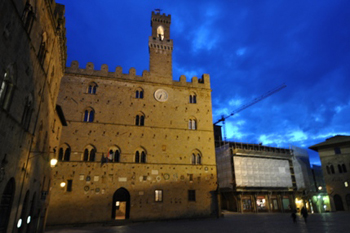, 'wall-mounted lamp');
60,182,66,188
50,158,58,167
318,186,322,191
